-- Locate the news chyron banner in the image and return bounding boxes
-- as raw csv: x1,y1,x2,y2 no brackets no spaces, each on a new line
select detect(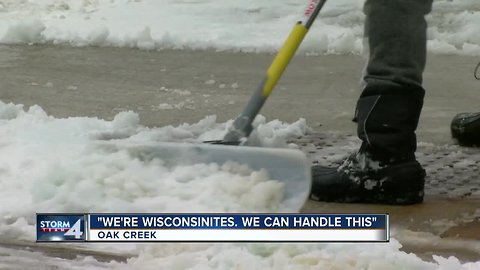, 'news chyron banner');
37,213,389,242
